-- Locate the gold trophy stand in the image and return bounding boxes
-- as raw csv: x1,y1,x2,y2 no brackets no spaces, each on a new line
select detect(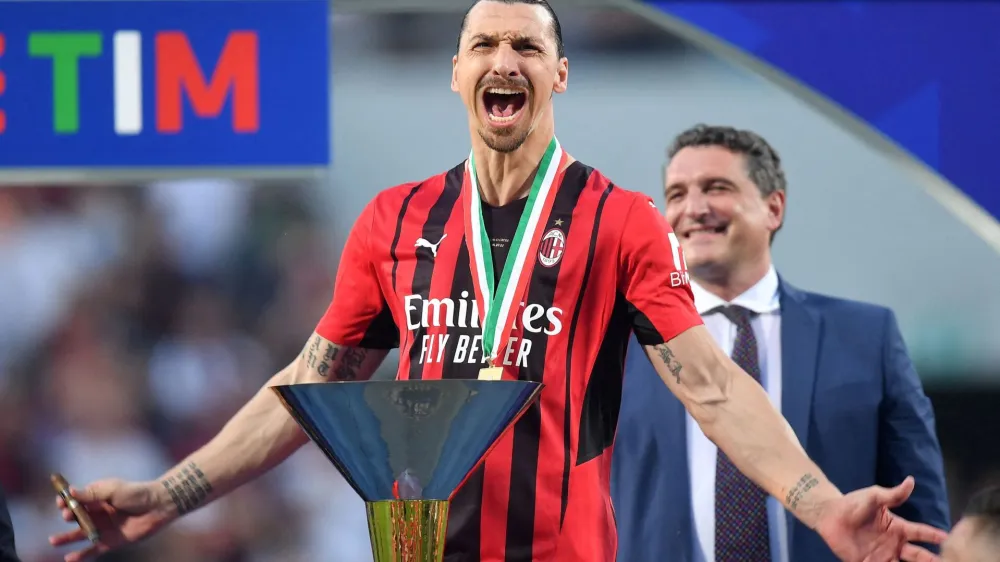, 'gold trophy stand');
367,500,449,561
